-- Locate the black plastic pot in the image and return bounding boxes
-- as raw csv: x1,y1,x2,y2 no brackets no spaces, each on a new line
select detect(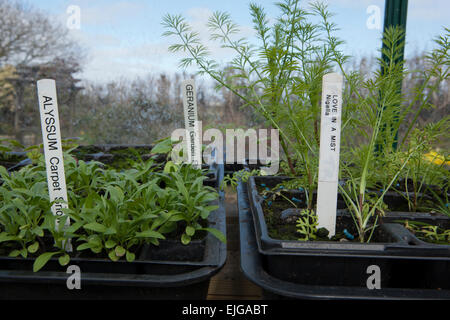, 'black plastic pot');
224,163,245,175
6,144,164,172
1,151,29,171
239,177,450,299
72,144,165,165
0,146,226,300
